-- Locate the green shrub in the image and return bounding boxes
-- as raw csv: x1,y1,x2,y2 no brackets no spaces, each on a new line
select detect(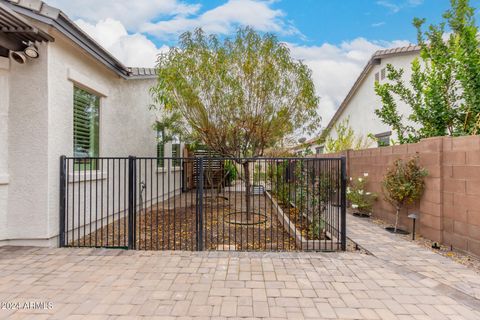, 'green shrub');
224,160,238,185
382,156,428,232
